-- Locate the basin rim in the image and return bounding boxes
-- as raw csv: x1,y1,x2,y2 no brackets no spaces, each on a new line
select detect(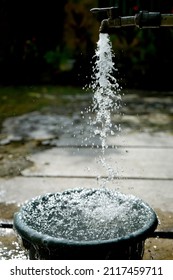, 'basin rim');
13,188,158,247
